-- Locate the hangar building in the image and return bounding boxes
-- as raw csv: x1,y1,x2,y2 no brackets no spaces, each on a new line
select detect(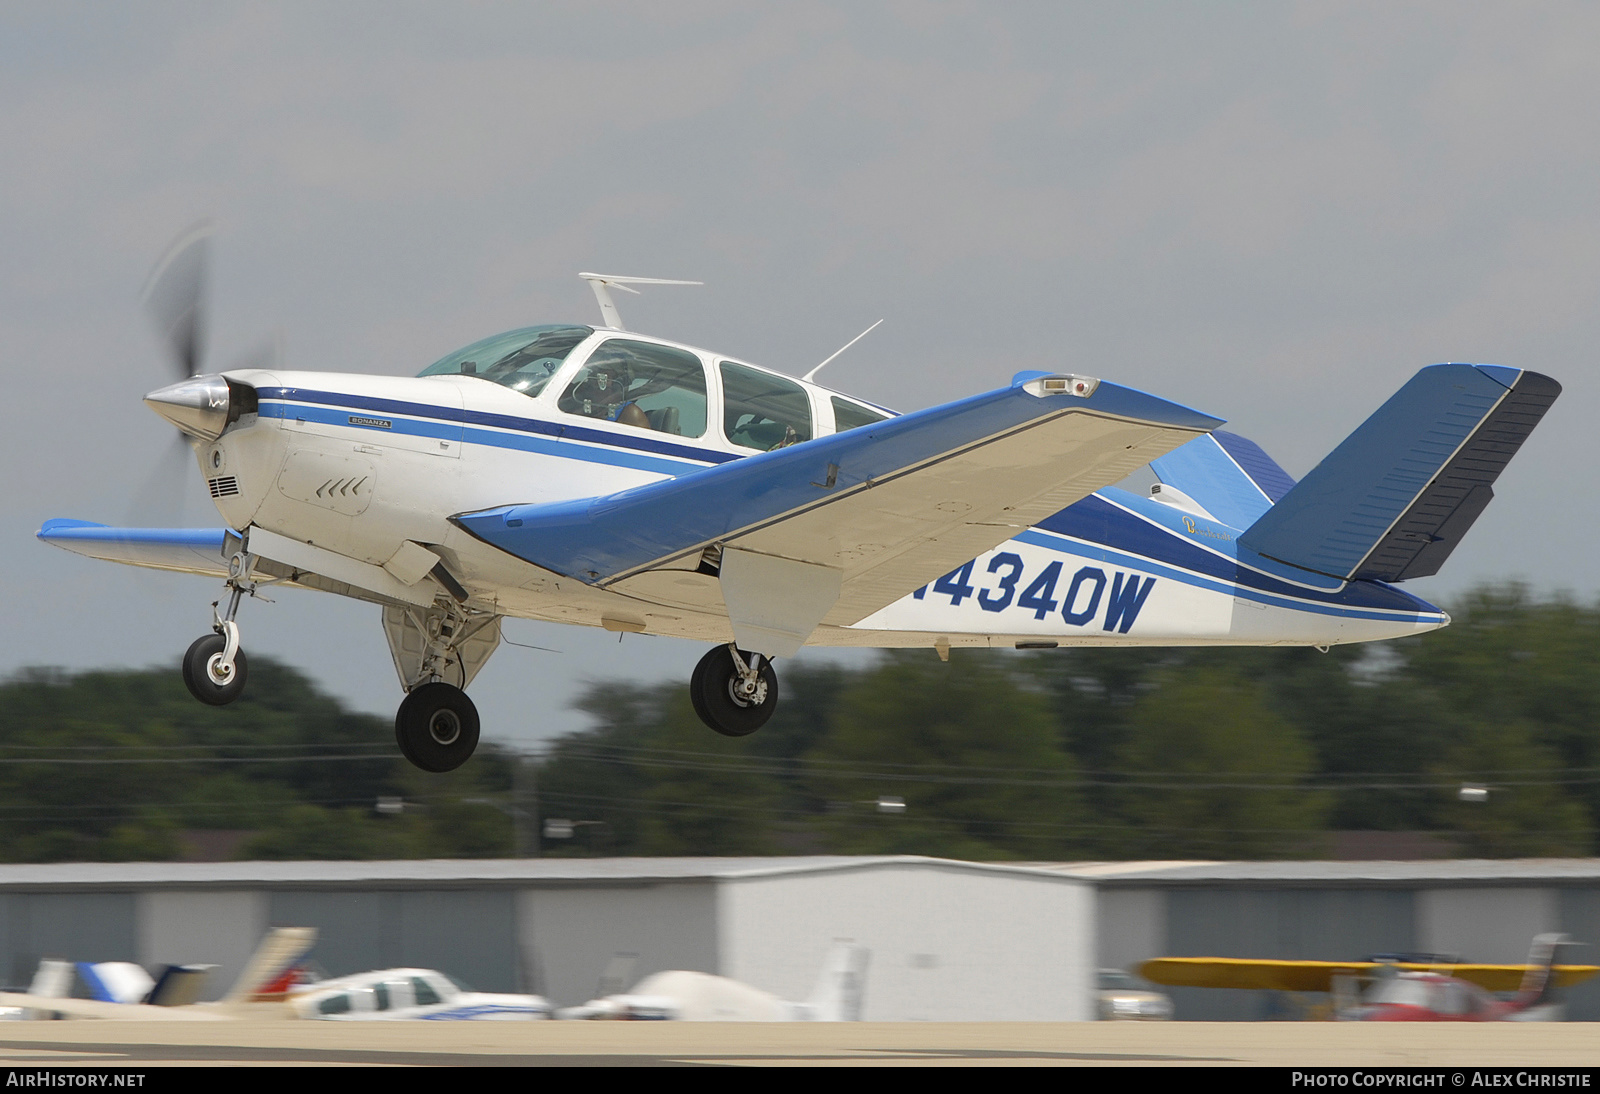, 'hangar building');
0,856,1094,1021
6,856,1600,1021
1067,859,1600,1021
